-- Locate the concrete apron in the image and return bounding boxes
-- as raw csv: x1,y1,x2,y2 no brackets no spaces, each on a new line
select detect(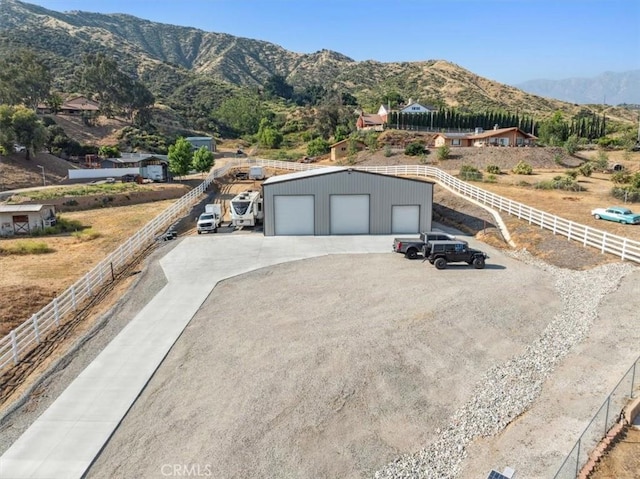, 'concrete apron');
0,235,397,479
